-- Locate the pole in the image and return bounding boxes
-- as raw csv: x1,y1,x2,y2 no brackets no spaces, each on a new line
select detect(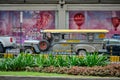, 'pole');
20,11,23,52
